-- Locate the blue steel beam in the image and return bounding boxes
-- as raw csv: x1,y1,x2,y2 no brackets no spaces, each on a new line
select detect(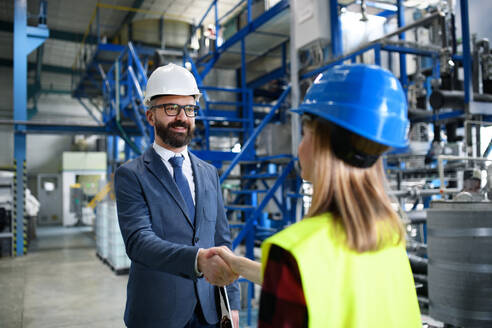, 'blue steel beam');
13,0,49,256
330,0,343,57
4,120,140,135
459,0,471,105
374,43,381,65
397,0,408,88
0,20,98,43
381,45,439,58
191,150,238,162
